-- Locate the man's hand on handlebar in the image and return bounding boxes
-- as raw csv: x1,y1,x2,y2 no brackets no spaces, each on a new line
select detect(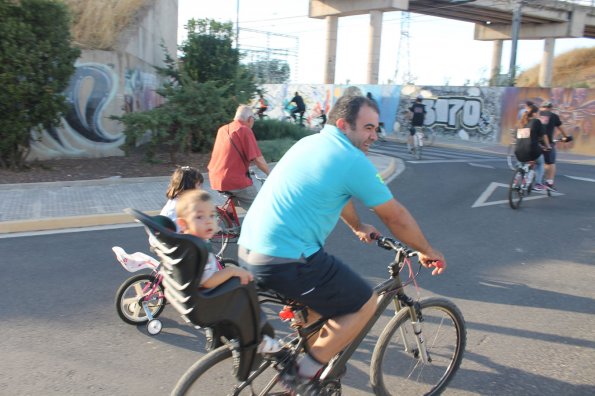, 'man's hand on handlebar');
354,224,380,243
418,250,447,276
